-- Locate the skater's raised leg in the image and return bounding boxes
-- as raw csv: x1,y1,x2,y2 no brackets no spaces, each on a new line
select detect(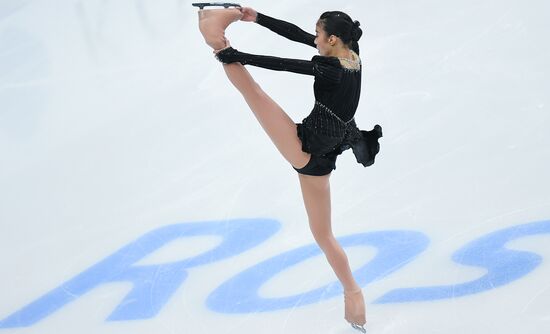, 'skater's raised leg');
219,62,311,169
195,4,308,168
